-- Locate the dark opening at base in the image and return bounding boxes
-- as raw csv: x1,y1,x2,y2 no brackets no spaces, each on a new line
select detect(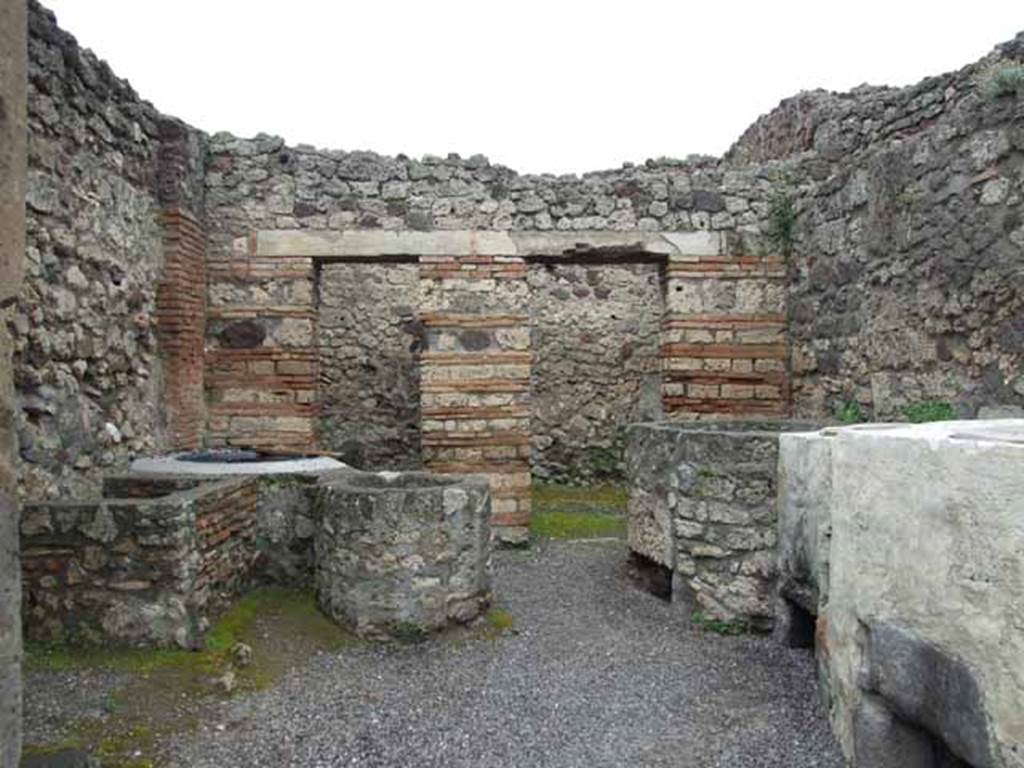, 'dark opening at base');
779,597,816,649
627,551,673,602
